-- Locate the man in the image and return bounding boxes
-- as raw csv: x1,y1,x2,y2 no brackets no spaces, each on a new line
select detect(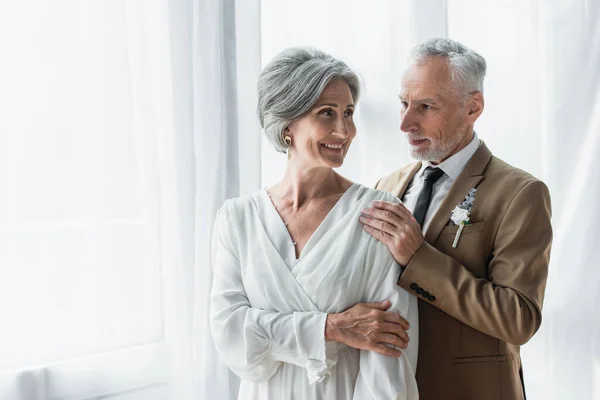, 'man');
325,38,552,399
